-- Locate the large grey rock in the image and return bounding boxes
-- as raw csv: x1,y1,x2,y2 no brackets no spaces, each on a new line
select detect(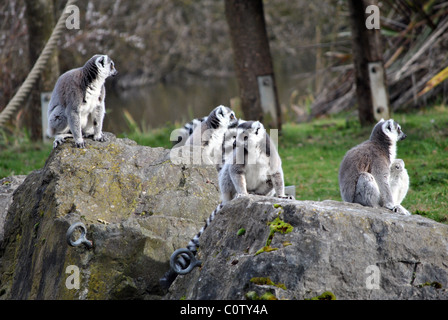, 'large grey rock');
0,176,27,242
0,133,220,300
166,196,448,300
